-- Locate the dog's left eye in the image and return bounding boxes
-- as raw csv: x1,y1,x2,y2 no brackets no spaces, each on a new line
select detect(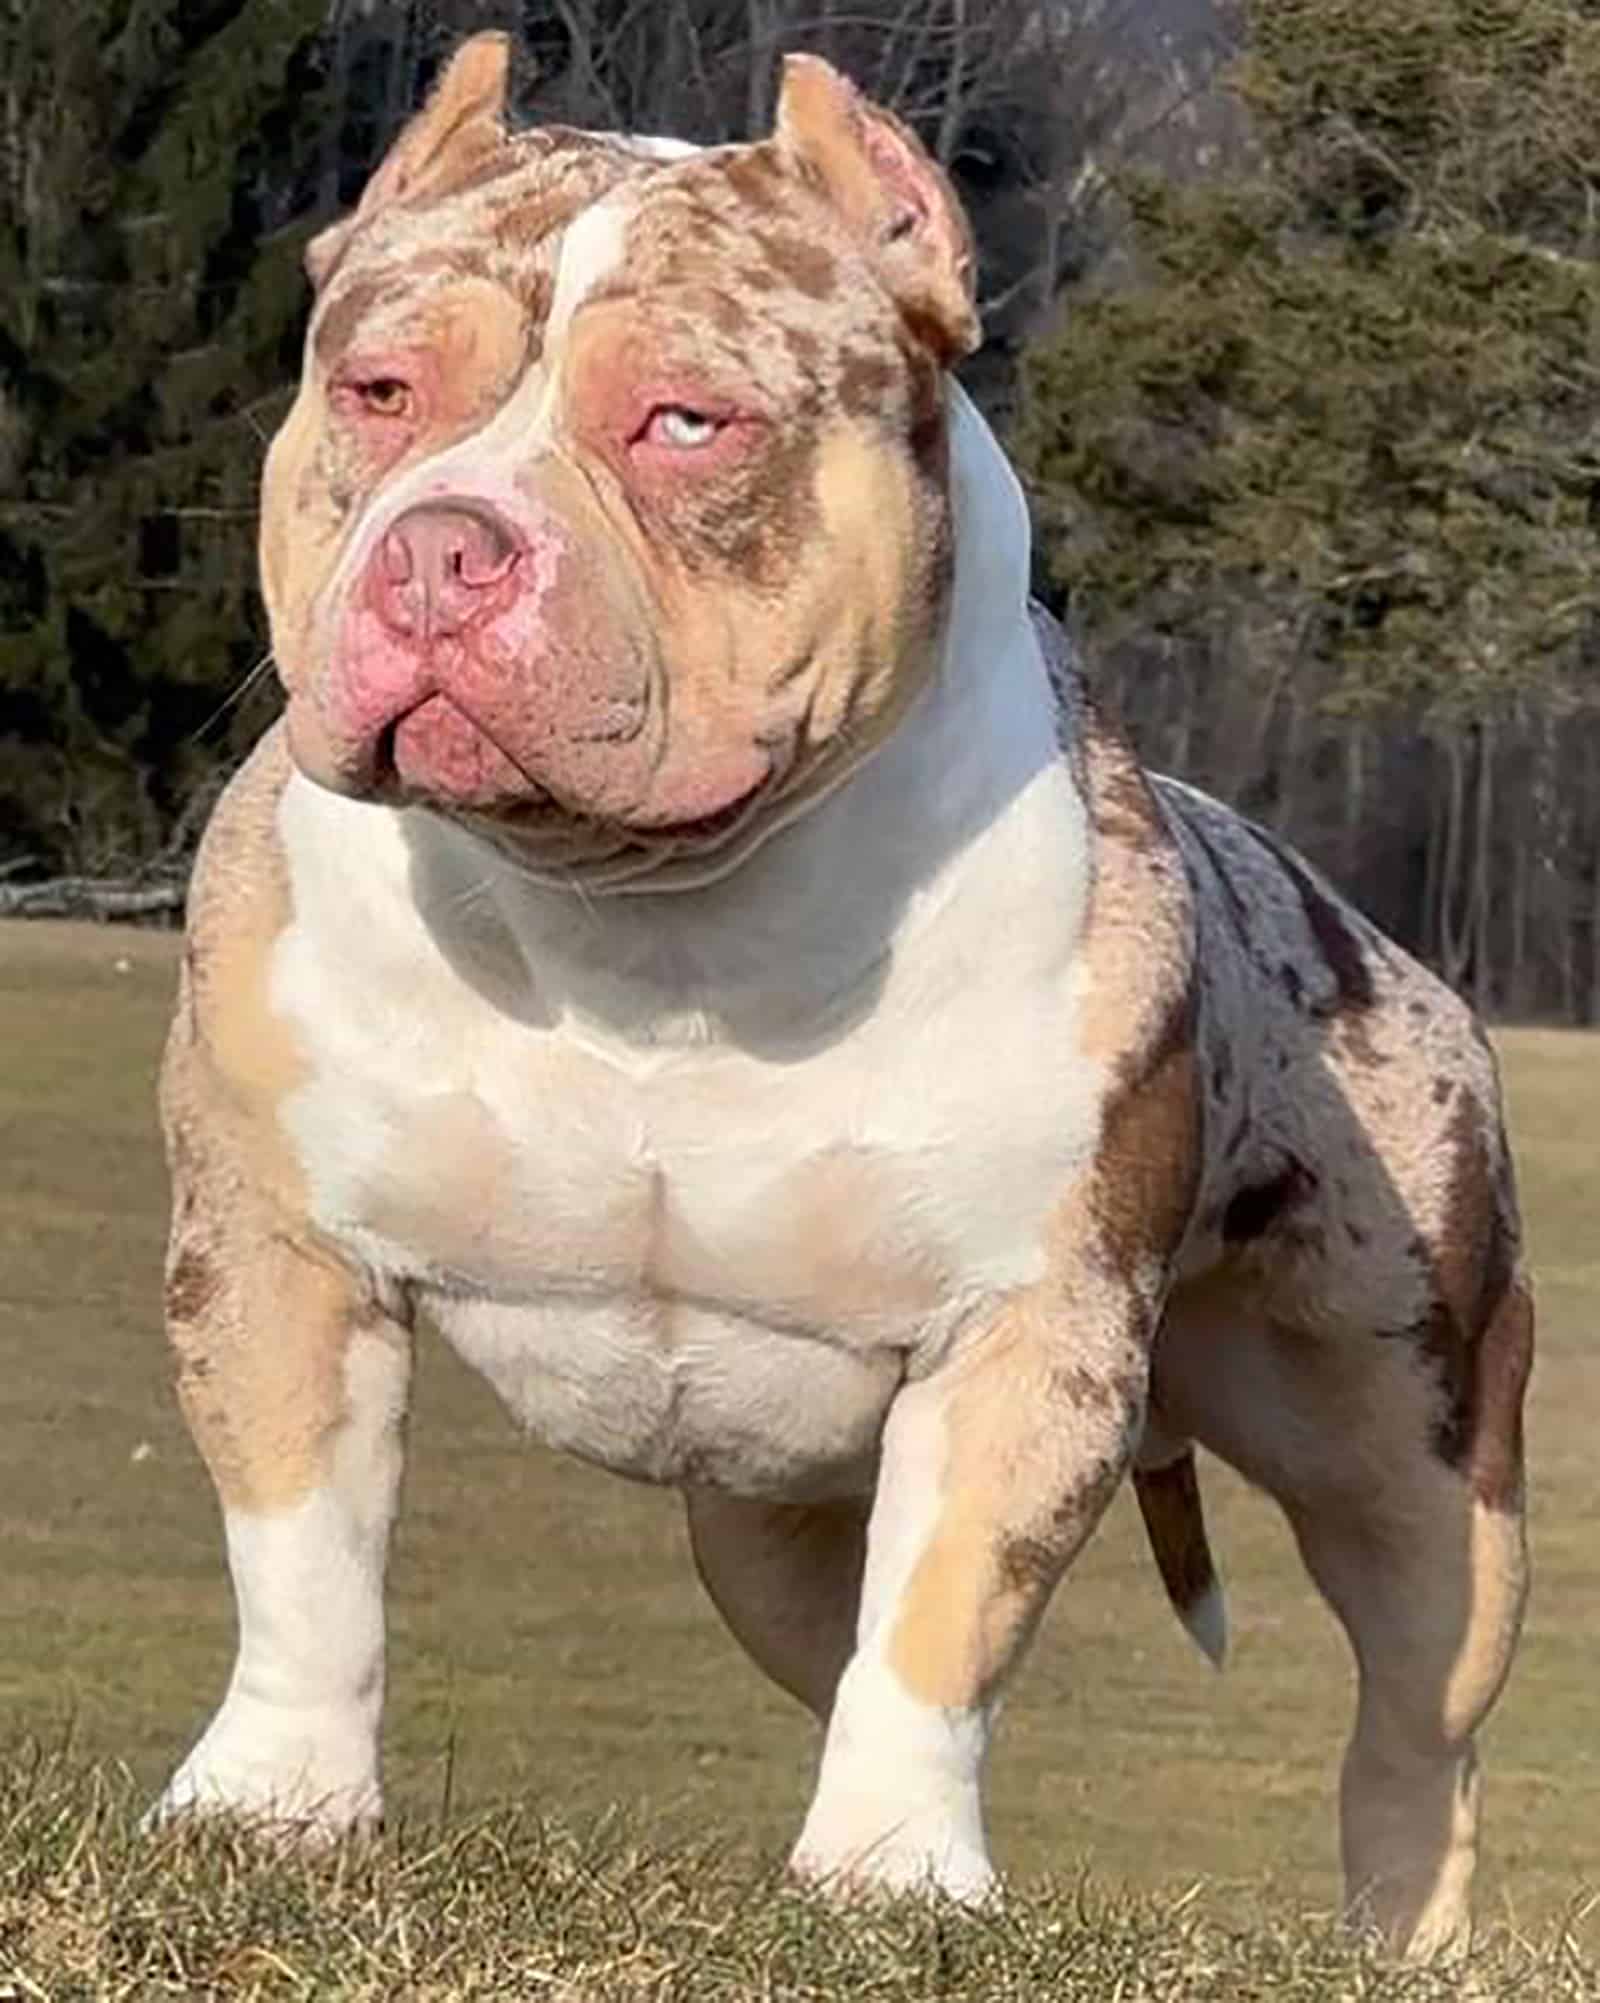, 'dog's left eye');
643,405,722,450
